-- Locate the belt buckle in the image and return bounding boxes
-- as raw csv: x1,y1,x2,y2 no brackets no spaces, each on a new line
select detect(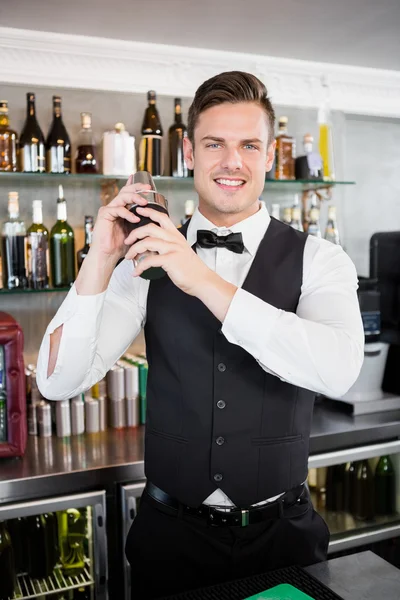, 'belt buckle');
241,509,249,527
